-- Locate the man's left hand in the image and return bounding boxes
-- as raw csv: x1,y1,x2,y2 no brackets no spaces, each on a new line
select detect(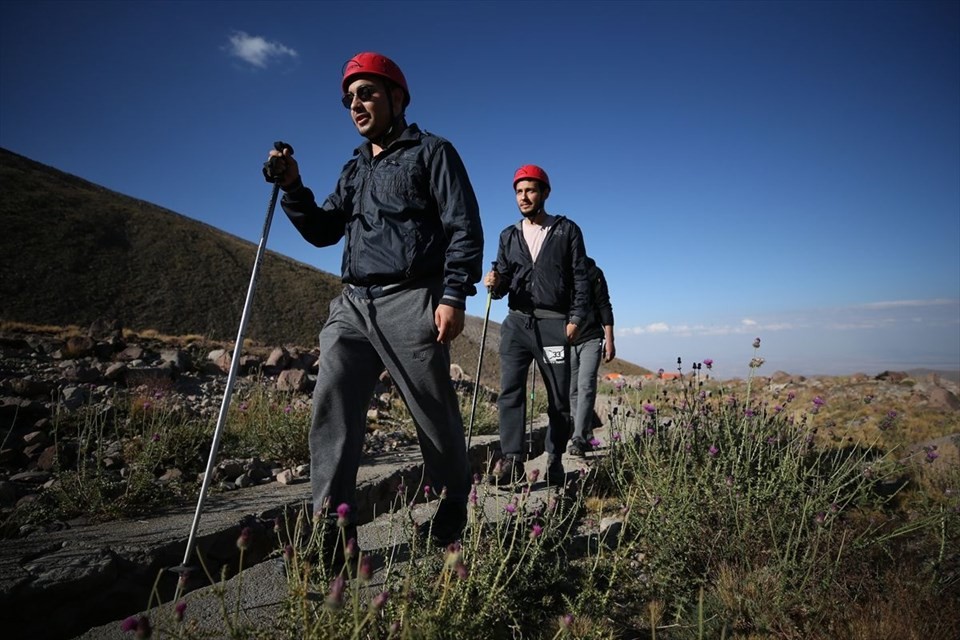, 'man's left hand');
435,304,465,343
566,323,580,343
